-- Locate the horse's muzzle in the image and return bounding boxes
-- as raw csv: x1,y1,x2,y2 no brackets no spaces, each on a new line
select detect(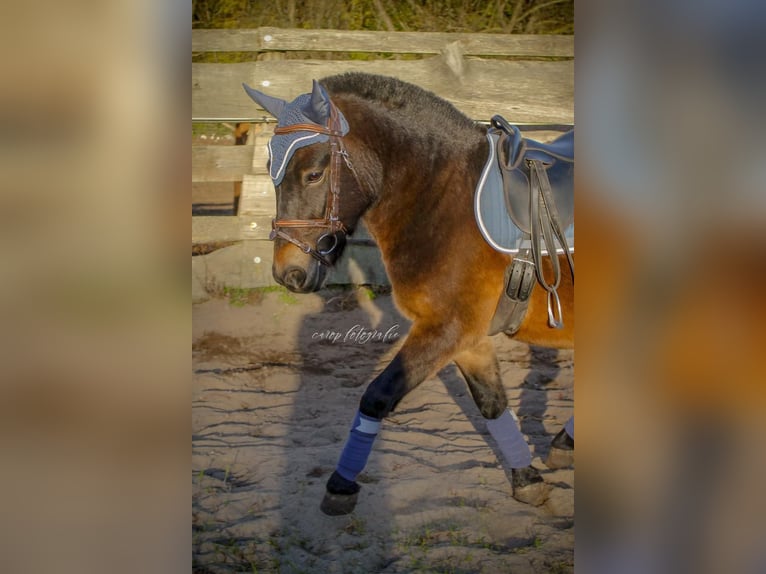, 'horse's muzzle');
272,230,347,292
281,267,308,291
275,262,328,293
